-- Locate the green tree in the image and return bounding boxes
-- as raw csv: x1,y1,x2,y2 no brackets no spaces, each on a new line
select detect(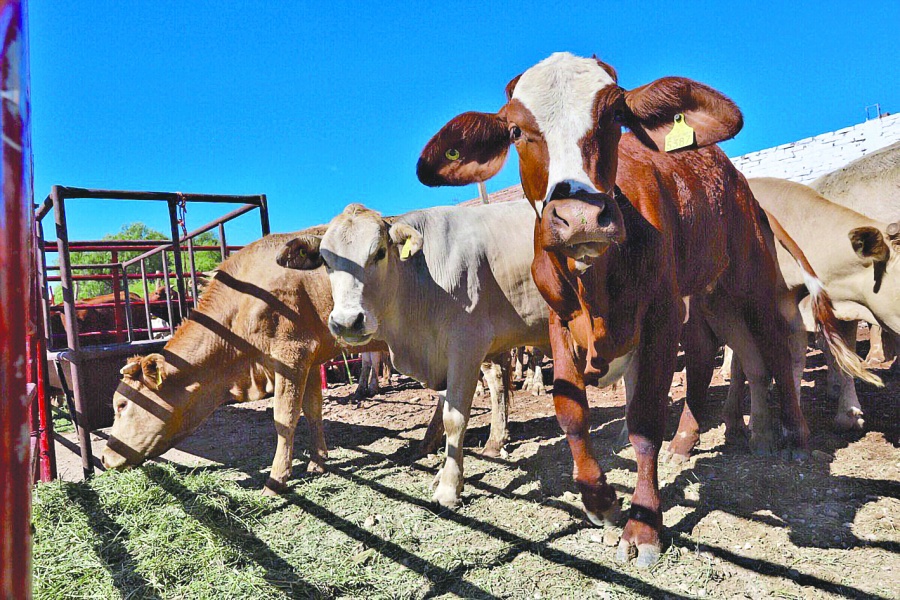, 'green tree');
54,222,222,301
